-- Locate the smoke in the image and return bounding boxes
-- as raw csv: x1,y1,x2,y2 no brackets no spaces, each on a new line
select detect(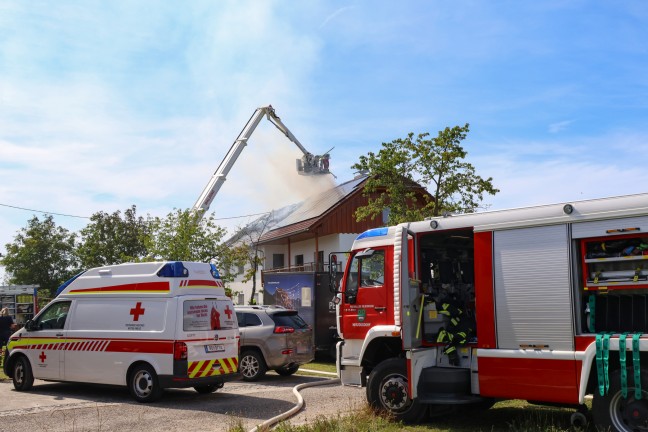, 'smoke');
223,128,337,212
